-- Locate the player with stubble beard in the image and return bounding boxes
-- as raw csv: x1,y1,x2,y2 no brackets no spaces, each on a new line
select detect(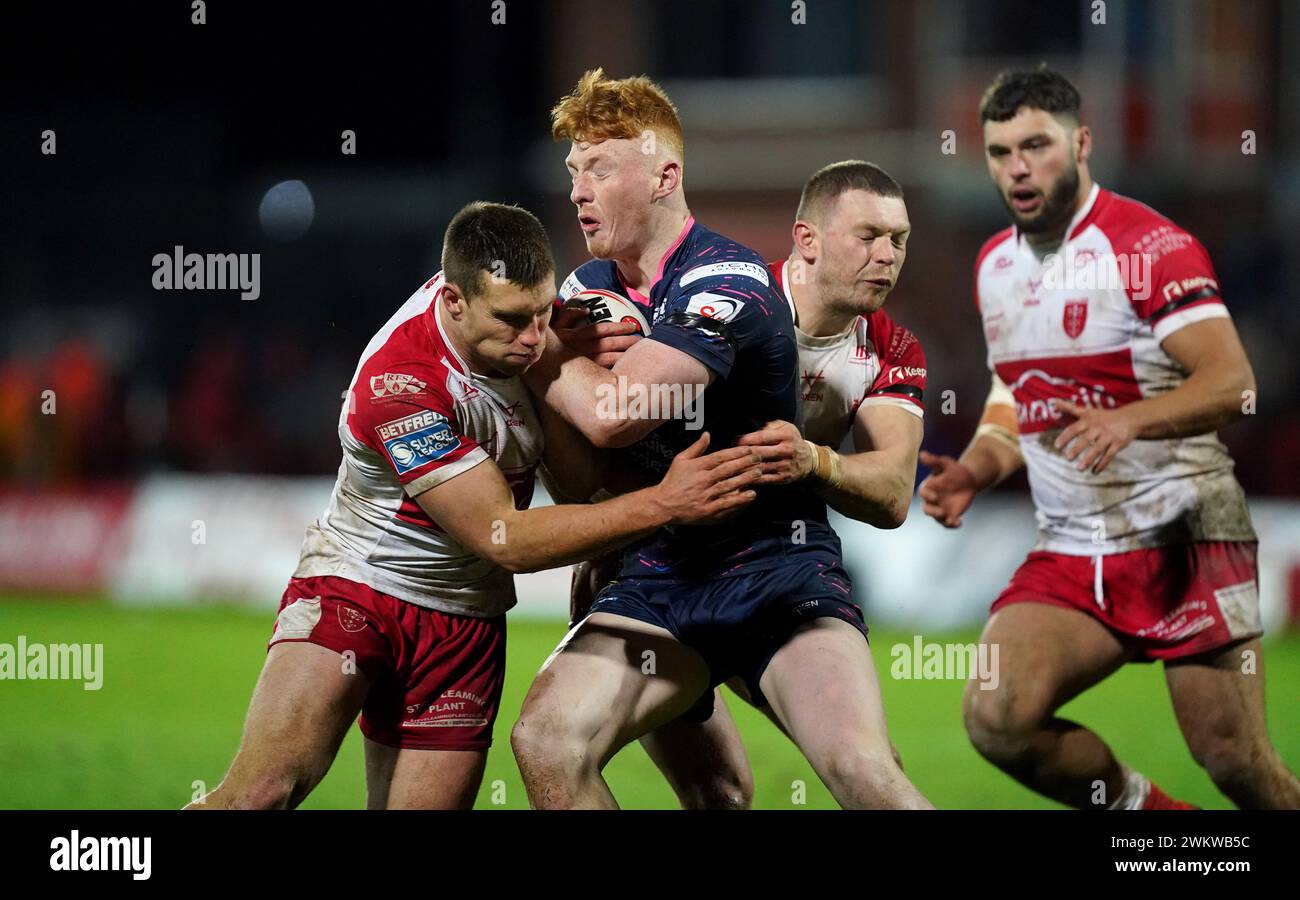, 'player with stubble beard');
919,67,1299,809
